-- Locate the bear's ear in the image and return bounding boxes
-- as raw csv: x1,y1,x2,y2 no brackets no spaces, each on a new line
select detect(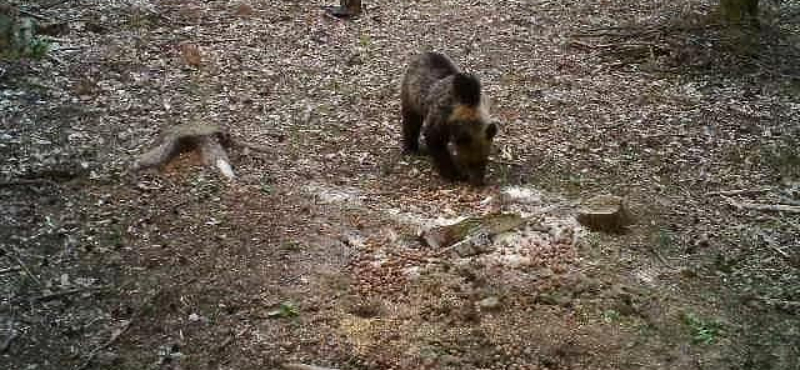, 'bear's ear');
485,122,498,140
